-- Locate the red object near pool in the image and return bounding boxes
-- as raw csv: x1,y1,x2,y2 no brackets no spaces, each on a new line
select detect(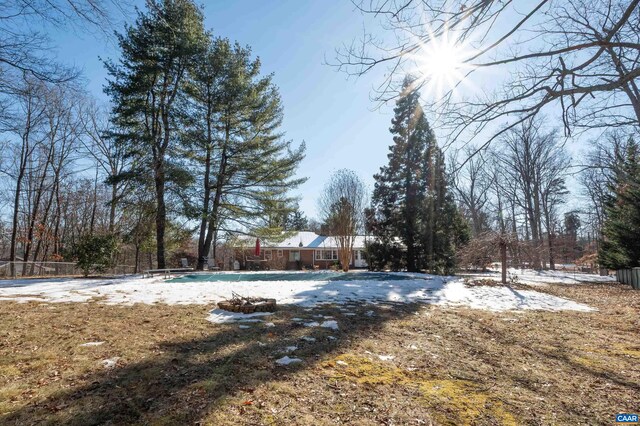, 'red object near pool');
255,238,261,256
